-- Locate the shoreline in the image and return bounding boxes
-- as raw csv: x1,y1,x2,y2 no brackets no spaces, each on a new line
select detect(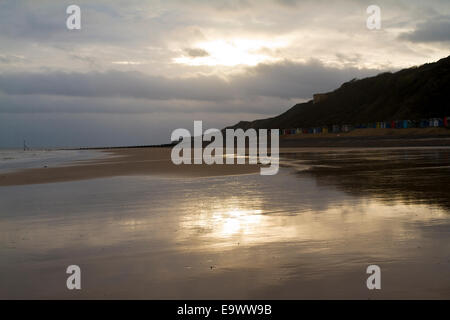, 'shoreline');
1,133,450,187
0,148,262,187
